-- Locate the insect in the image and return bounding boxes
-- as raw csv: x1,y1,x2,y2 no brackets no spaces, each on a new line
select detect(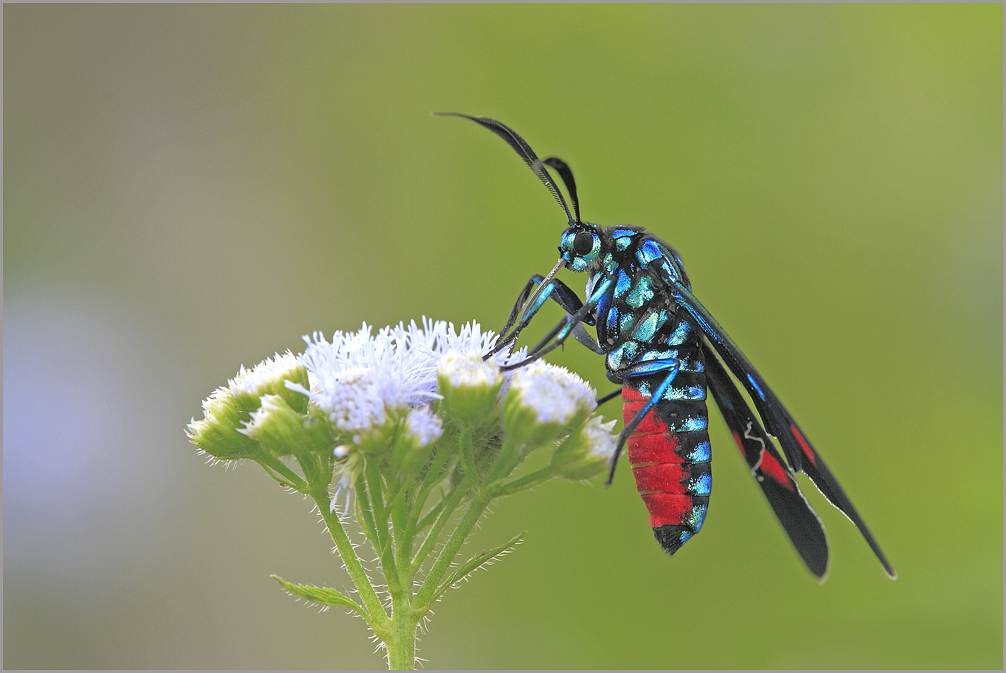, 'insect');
440,112,896,581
